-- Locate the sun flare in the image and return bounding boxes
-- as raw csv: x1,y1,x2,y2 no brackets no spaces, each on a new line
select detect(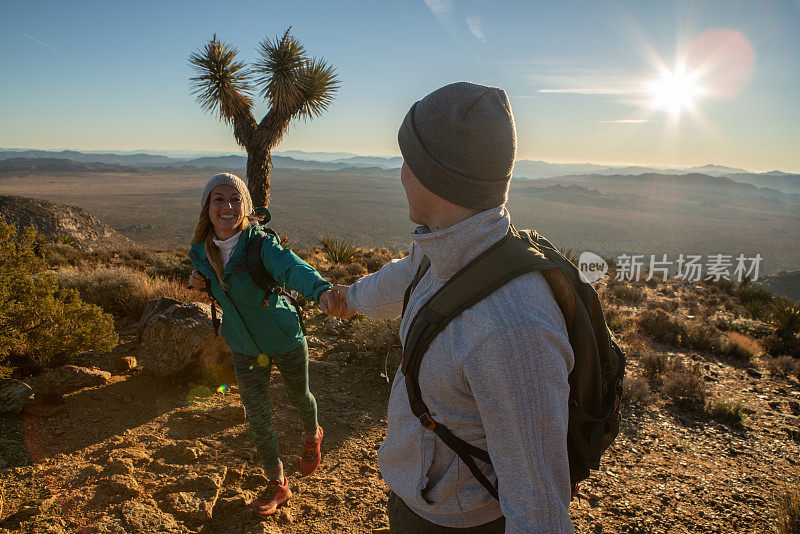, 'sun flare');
649,66,704,115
